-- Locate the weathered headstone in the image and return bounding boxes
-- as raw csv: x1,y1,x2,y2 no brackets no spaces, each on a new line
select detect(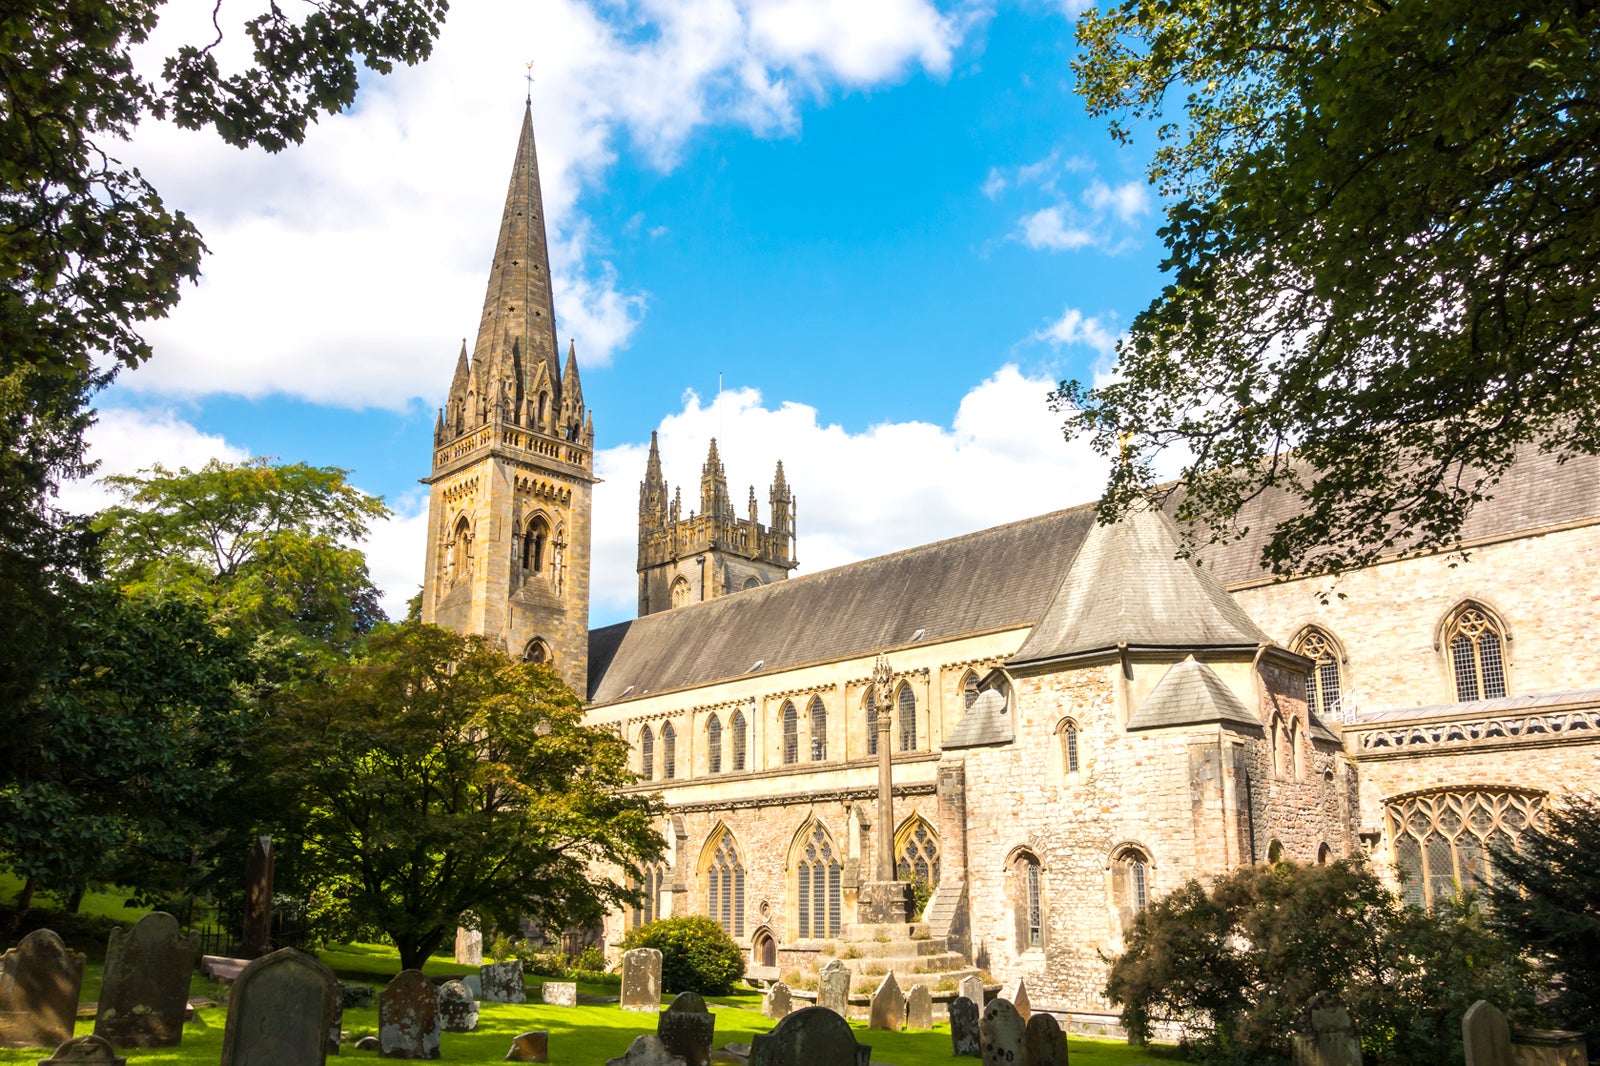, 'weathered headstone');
0,929,86,1049
1021,1012,1068,1066
710,1044,751,1065
619,948,663,1012
354,1037,380,1052
219,947,339,1066
462,973,482,1000
905,984,933,1031
868,971,904,1031
93,911,197,1048
980,998,1025,1066
242,836,274,957
1292,993,1361,1066
658,990,715,1066
436,979,479,1033
505,1030,550,1063
815,959,850,1017
339,982,373,1009
1464,1001,1514,1066
760,982,791,1020
950,996,981,1057
454,926,483,966
1510,1027,1591,1066
325,996,343,1057
605,1033,682,1066
749,1006,871,1066
378,969,441,1060
959,975,986,1012
540,981,576,1007
480,959,526,1004
35,1034,125,1066
999,977,1032,1022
